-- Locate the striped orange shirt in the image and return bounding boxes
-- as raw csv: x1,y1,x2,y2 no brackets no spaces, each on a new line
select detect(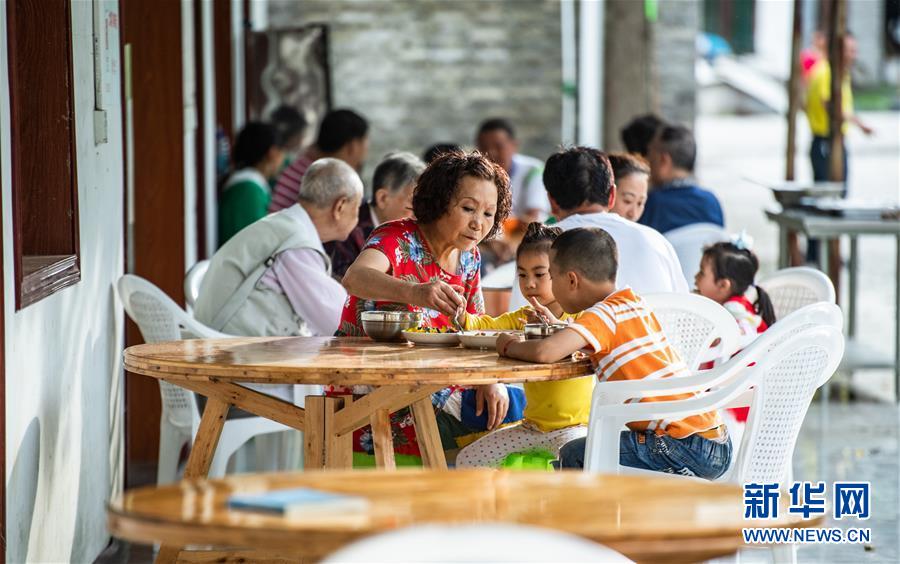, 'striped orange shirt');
568,288,724,440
